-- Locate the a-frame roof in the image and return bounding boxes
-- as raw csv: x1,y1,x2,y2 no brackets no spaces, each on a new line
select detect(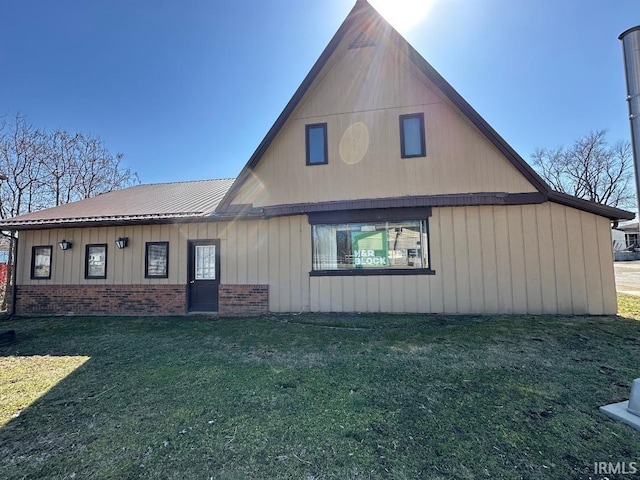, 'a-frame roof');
216,0,633,221
0,0,632,229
